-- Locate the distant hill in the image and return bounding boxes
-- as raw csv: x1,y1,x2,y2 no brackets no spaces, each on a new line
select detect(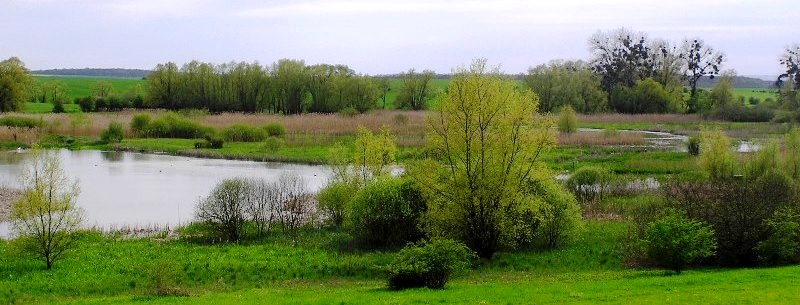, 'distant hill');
696,75,776,89
31,68,151,79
